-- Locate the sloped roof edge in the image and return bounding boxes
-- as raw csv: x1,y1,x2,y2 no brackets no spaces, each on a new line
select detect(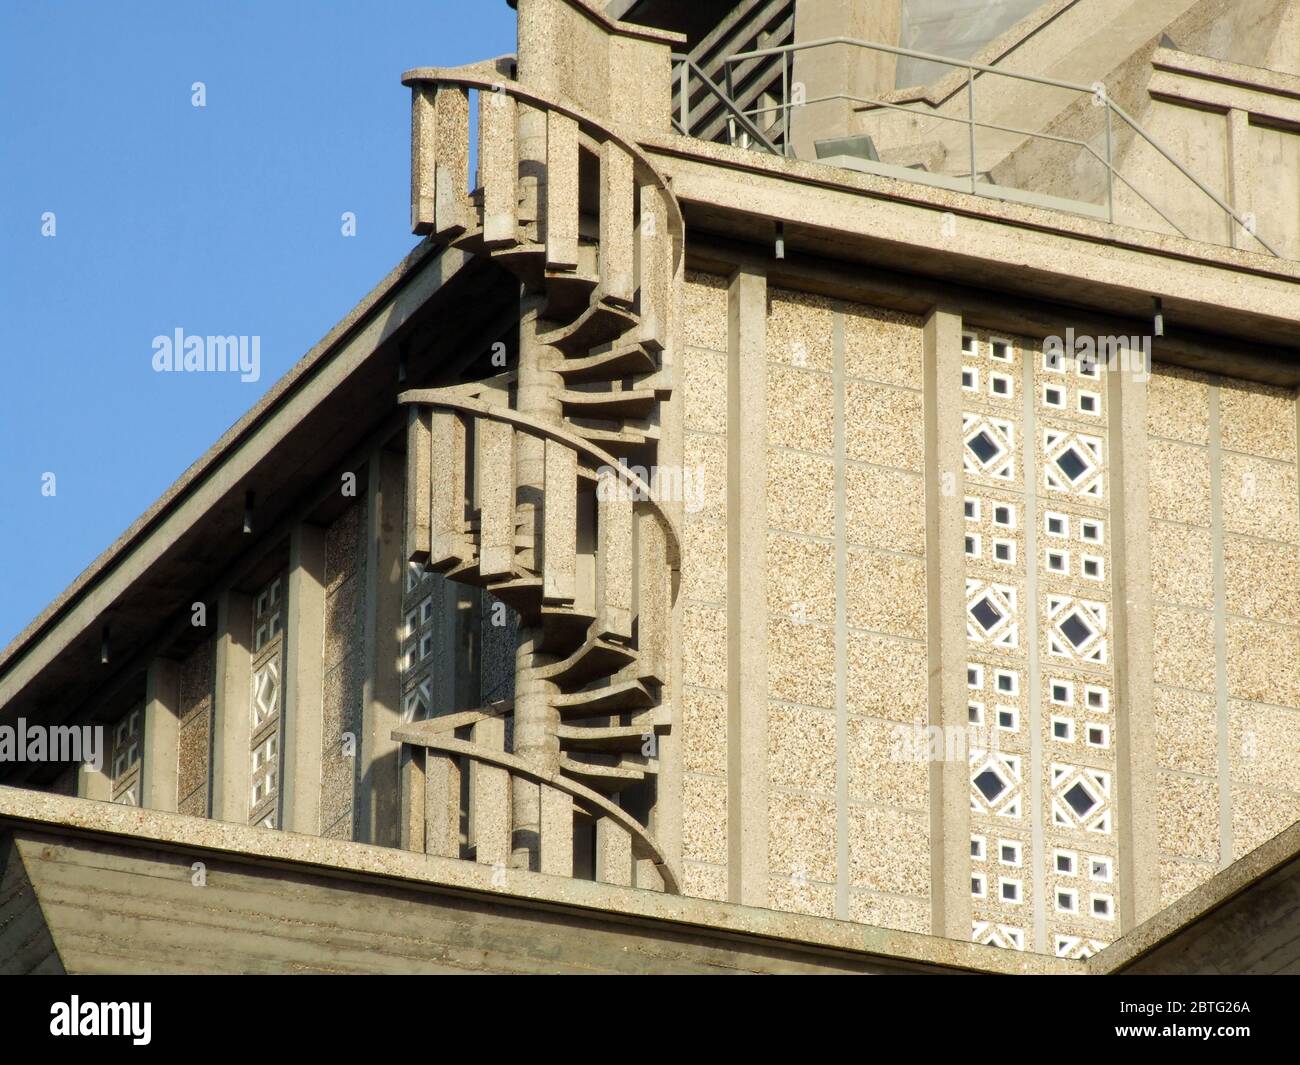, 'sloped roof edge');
0,237,455,688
